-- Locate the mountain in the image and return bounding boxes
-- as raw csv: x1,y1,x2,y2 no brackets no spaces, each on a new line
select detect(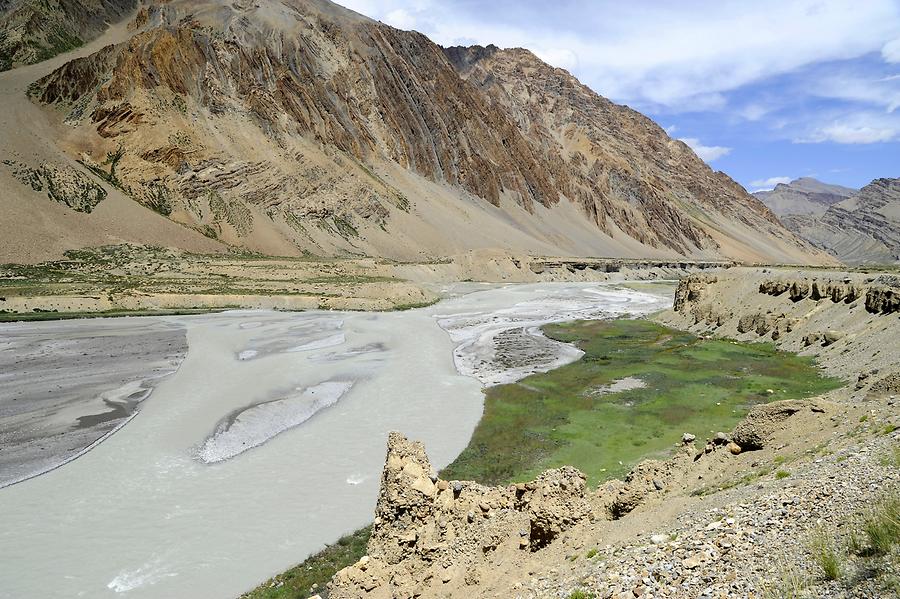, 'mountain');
0,0,831,264
781,178,900,265
753,177,856,217
0,0,137,71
